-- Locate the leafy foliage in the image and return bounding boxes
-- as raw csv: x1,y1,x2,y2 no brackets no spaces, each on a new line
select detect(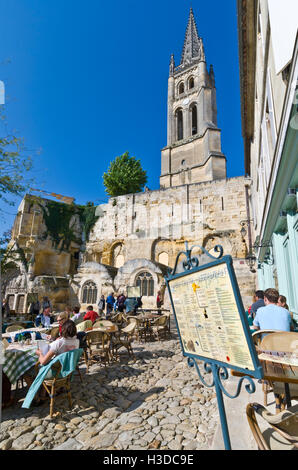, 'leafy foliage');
0,107,33,211
38,200,81,252
77,202,98,243
103,151,147,197
0,230,28,274
38,200,98,252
